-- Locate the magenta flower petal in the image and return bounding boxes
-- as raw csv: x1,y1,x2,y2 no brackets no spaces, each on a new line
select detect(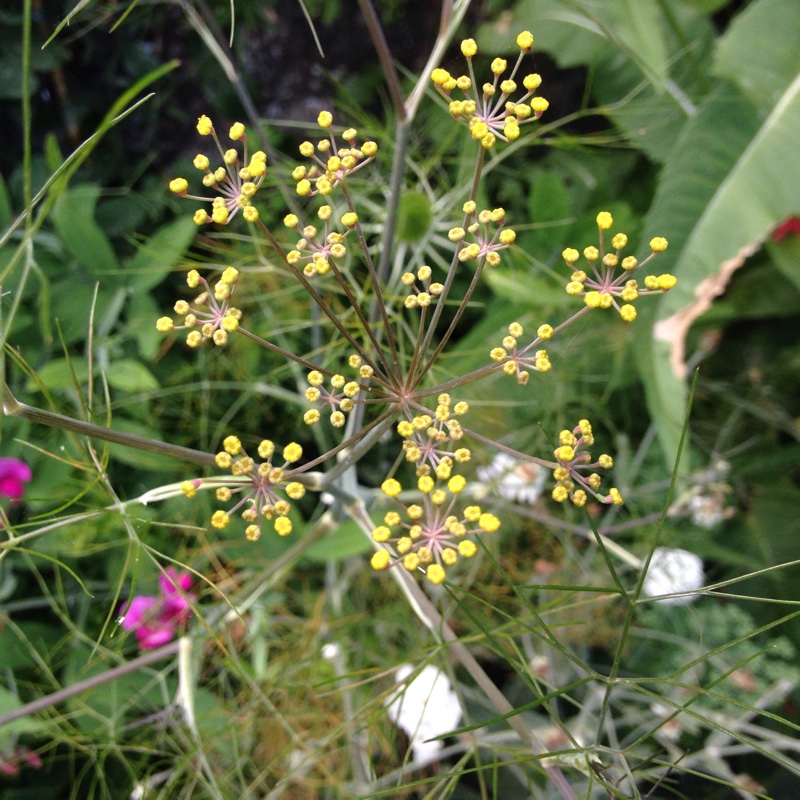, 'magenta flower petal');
0,458,32,501
136,624,176,649
120,596,157,630
121,569,195,650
